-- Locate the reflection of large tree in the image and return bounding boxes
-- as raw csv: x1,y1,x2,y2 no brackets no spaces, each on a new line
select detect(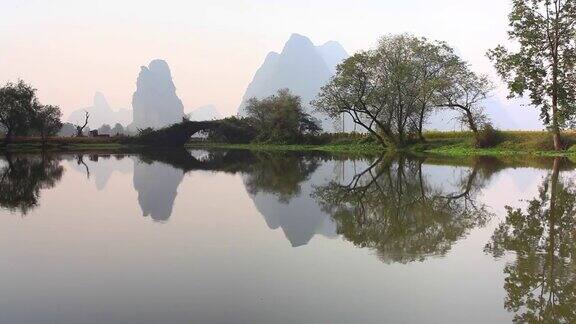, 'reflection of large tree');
485,158,576,323
0,153,64,214
313,155,492,263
